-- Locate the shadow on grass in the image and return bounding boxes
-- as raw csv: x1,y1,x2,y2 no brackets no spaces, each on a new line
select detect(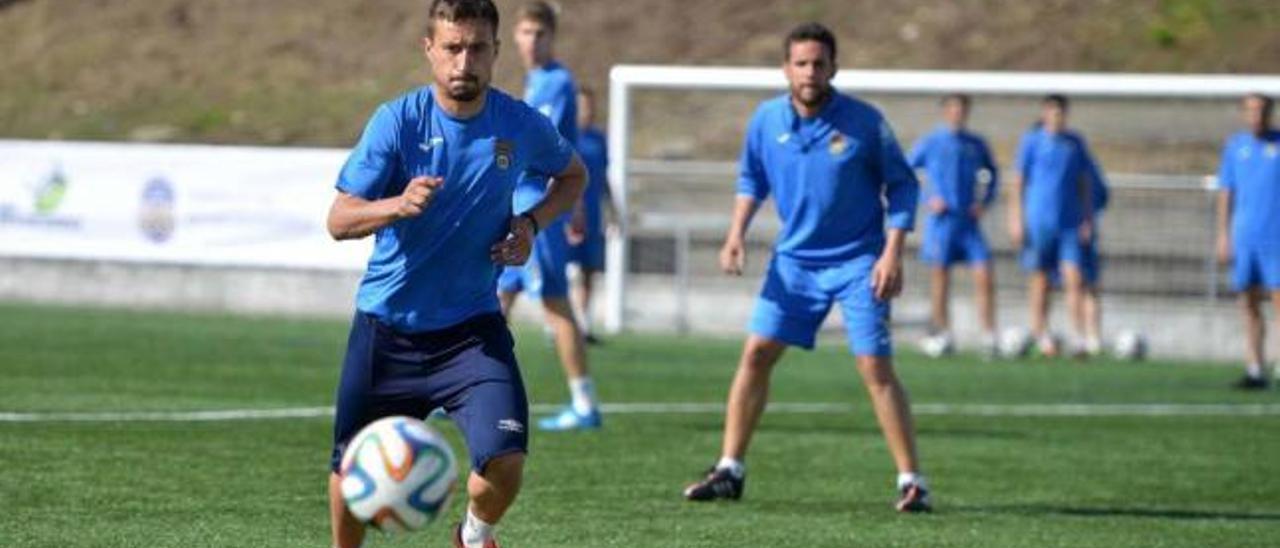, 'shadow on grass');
960,504,1280,522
